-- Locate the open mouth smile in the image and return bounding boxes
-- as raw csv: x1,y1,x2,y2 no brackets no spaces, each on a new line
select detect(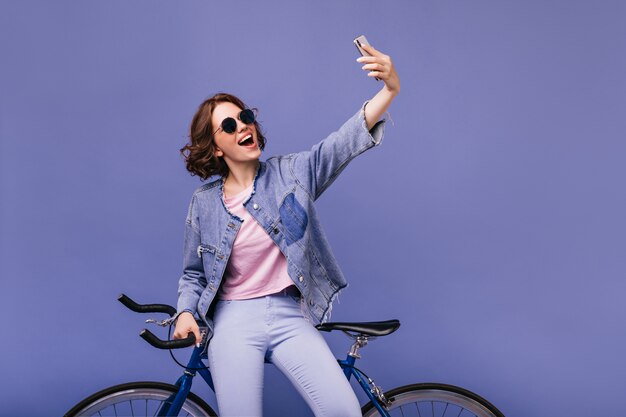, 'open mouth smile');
238,134,255,148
